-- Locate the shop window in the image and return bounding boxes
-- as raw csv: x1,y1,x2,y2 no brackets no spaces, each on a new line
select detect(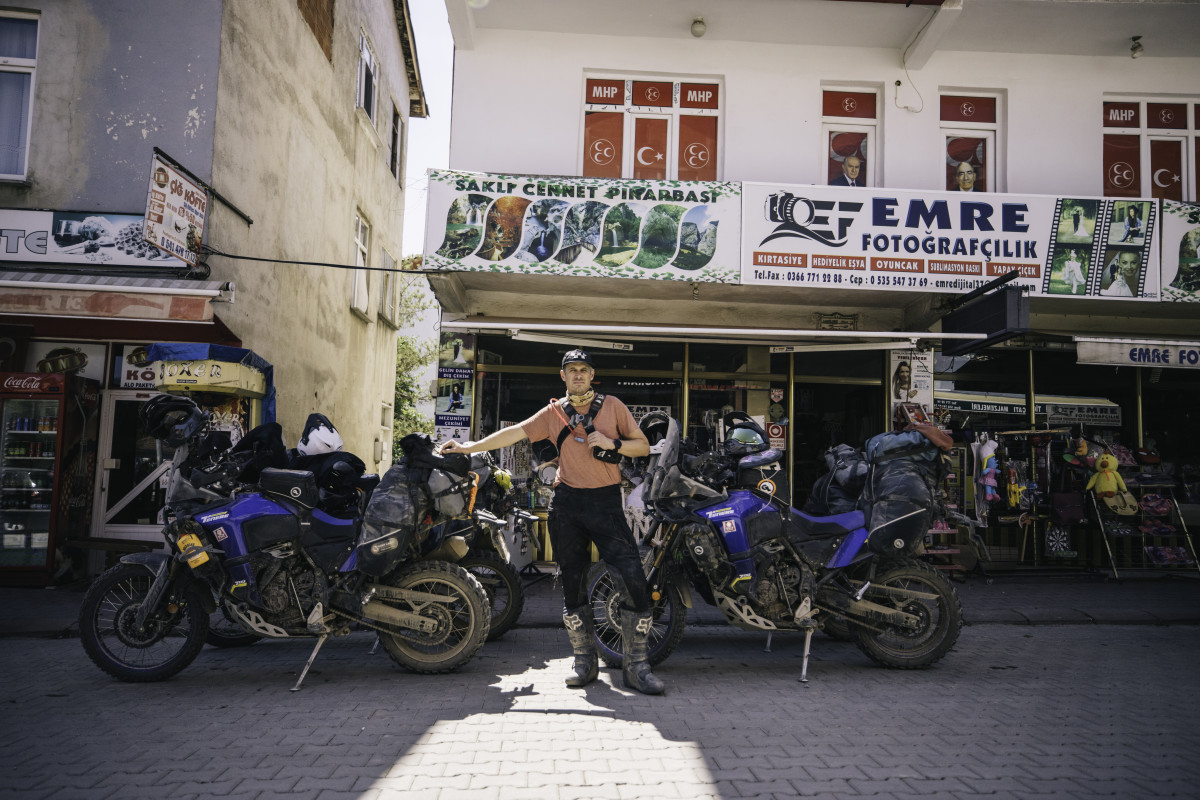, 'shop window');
581,75,721,181
1102,99,1197,202
0,12,38,181
940,93,1001,193
822,89,878,188
357,31,378,123
378,249,398,327
388,106,403,180
351,212,370,317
